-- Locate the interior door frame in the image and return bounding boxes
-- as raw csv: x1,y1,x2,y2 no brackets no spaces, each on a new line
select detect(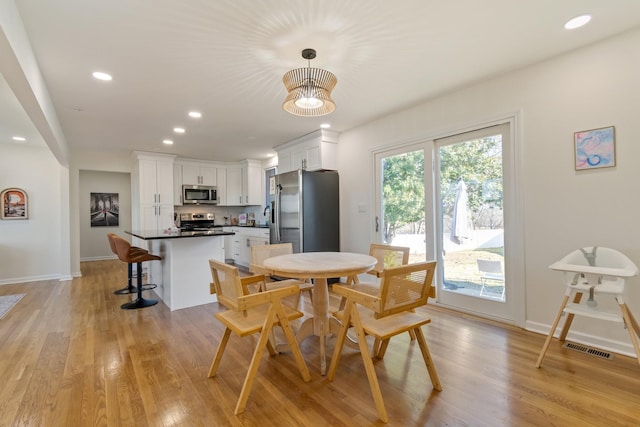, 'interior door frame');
372,113,525,327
